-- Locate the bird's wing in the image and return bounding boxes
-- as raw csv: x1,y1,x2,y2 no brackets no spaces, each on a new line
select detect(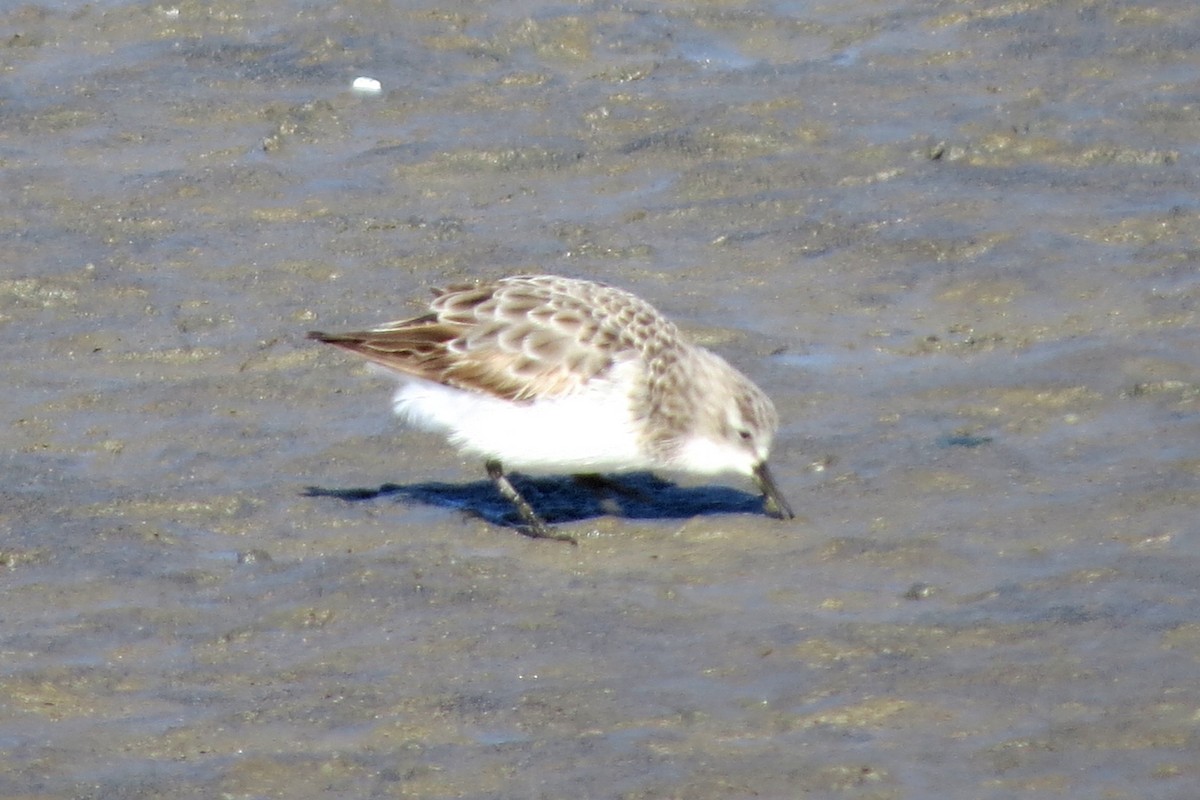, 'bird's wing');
309,277,659,402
